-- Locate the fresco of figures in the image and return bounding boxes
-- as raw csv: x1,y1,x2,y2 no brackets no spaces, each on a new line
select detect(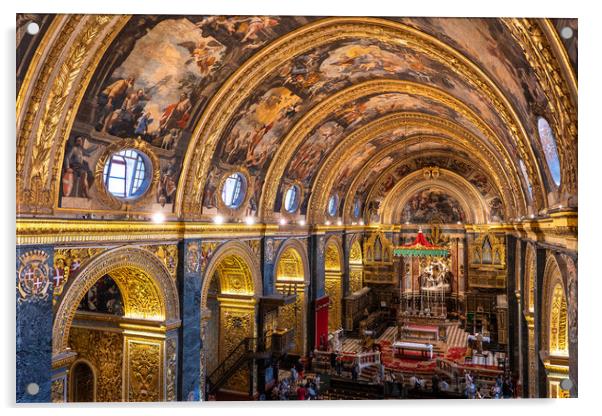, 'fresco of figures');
208,35,517,214
394,17,549,149
355,153,505,222
62,15,314,211
77,275,124,315
401,189,466,224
